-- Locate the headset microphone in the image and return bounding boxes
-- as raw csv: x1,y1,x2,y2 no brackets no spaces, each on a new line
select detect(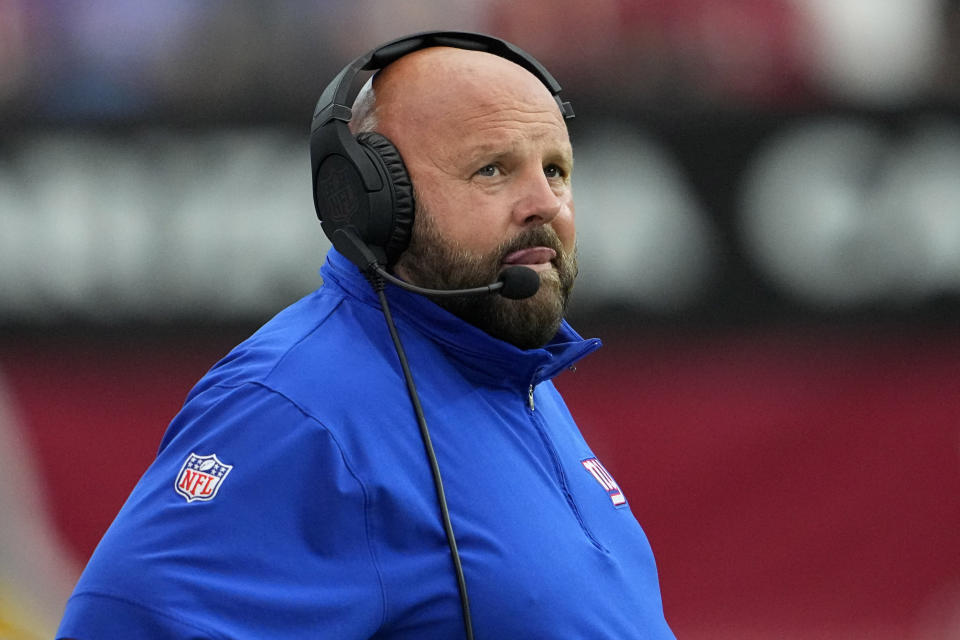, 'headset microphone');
494,267,540,300
332,228,541,300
